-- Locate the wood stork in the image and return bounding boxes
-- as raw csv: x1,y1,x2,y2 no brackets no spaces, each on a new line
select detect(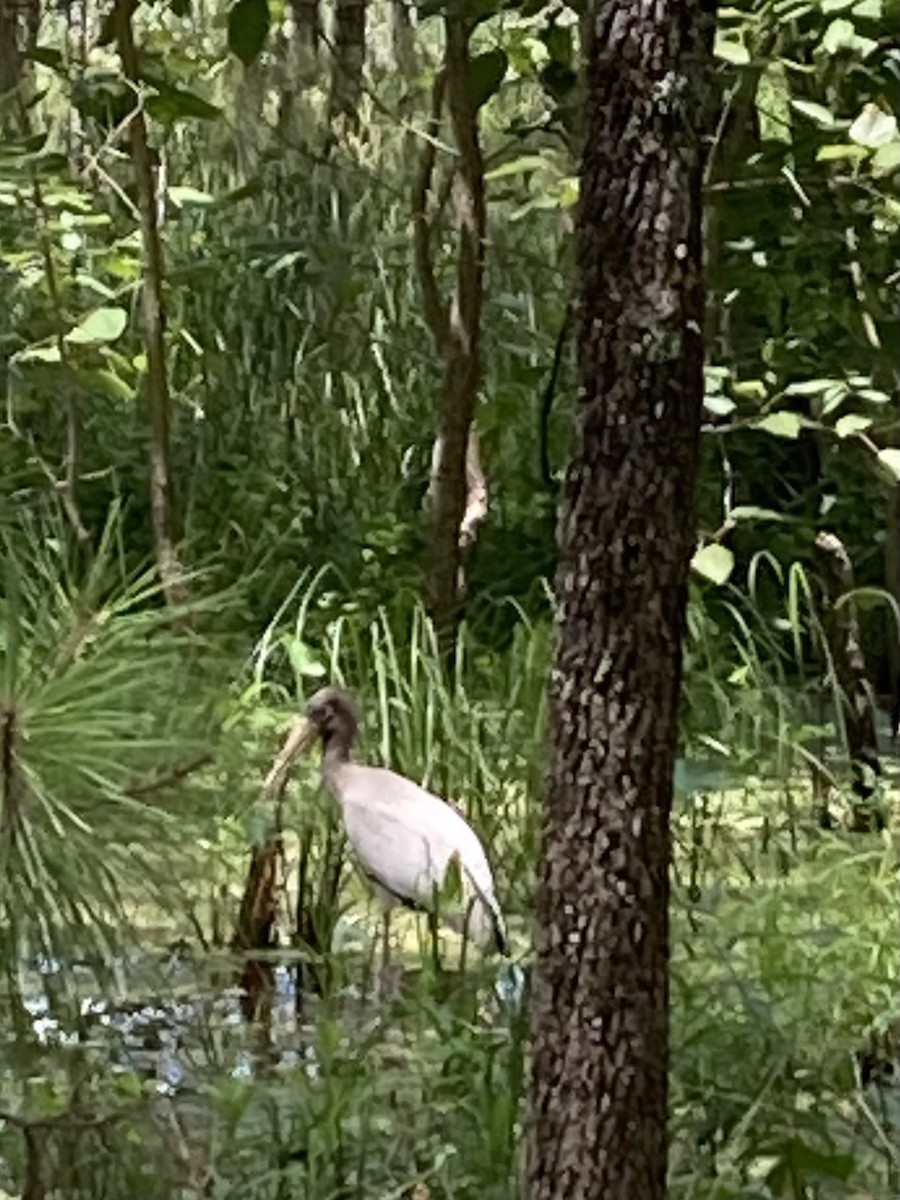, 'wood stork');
265,685,508,983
